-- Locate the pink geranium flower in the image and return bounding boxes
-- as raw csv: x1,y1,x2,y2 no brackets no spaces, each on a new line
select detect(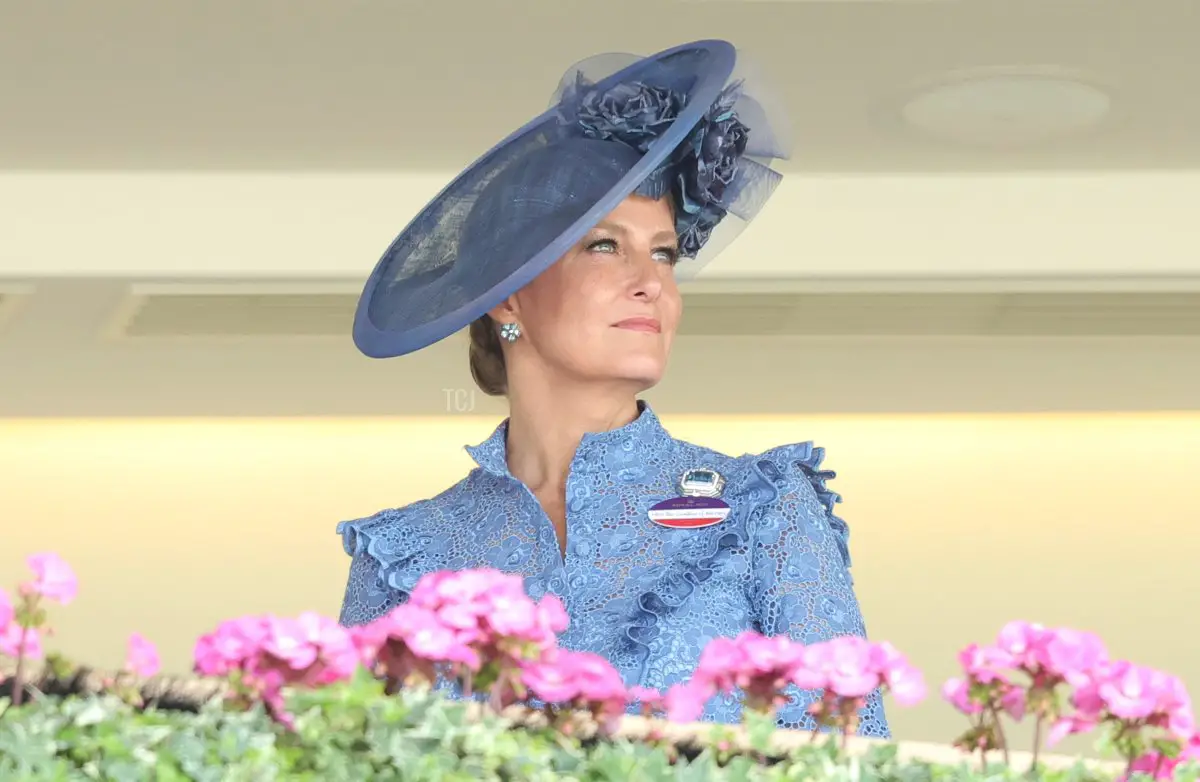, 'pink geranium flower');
573,651,628,703
1127,734,1200,781
947,621,1197,775
261,616,321,671
958,642,1014,685
194,615,271,677
336,568,575,711
739,632,806,679
0,588,13,630
1099,662,1166,722
521,647,628,729
942,672,1025,720
20,552,78,605
799,636,881,698
521,652,580,703
0,622,43,660
522,647,626,703
994,620,1048,670
193,610,365,728
664,681,711,723
627,685,664,712
675,631,924,731
871,641,927,707
1077,661,1196,739
1042,627,1108,687
391,603,478,668
124,633,161,678
407,568,568,655
694,636,747,693
1129,751,1185,782
1046,713,1099,747
943,677,982,715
